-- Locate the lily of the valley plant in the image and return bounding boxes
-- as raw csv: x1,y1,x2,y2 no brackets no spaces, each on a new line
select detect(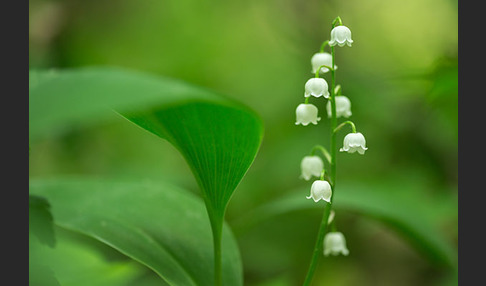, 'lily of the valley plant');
294,16,368,285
